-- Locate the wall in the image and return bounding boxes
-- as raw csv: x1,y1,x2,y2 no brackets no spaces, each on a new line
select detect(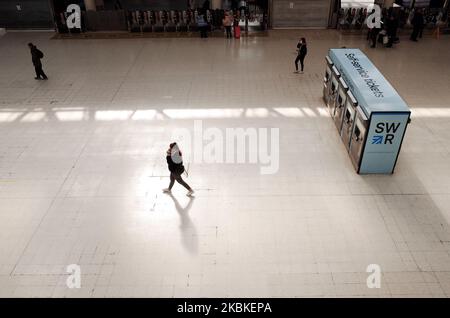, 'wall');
272,0,332,28
0,0,54,29
120,0,195,10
